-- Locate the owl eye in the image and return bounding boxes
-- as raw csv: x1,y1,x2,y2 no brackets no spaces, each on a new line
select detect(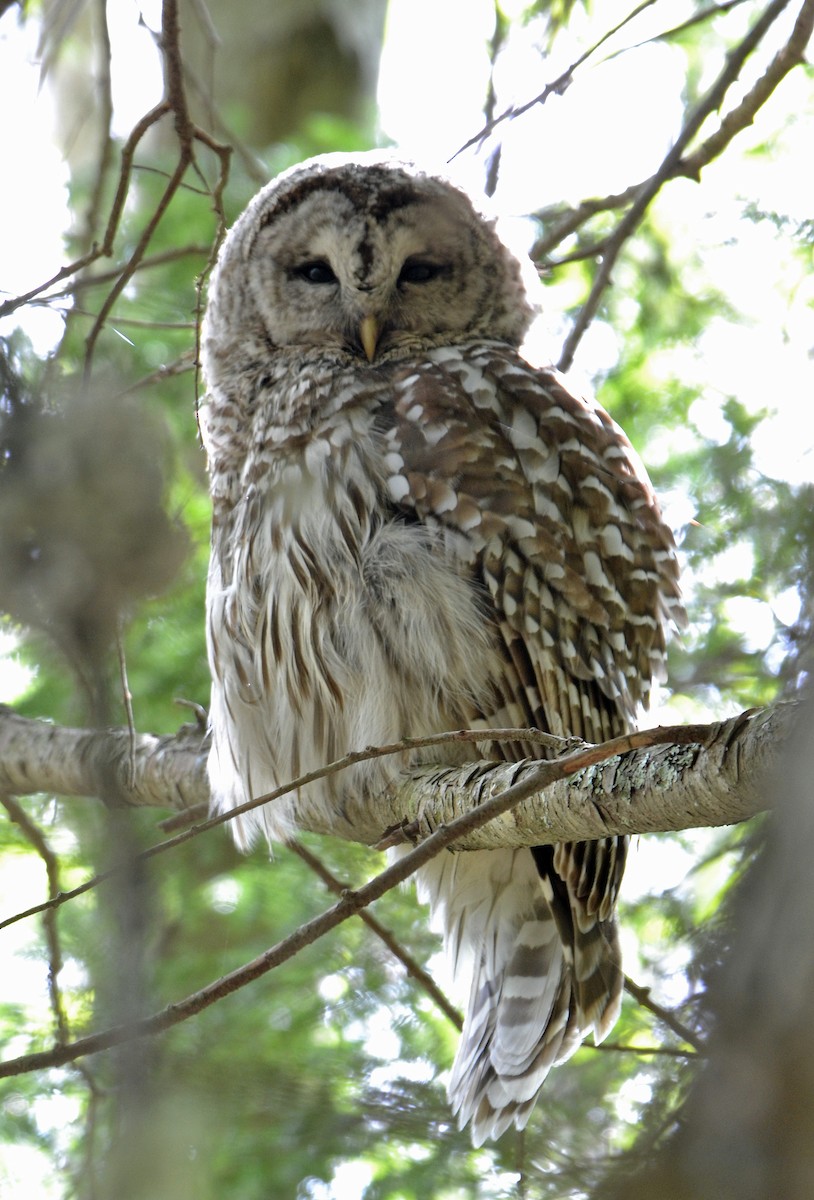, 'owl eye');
293,261,337,284
398,260,444,285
